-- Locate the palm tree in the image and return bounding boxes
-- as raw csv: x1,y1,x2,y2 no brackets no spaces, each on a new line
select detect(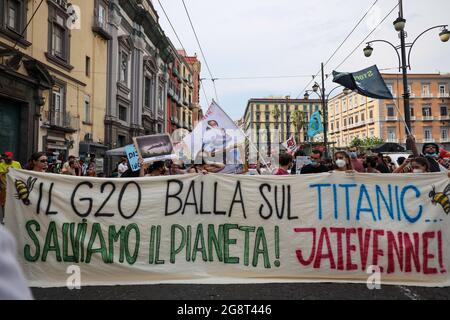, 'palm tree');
291,110,308,144
271,105,281,123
